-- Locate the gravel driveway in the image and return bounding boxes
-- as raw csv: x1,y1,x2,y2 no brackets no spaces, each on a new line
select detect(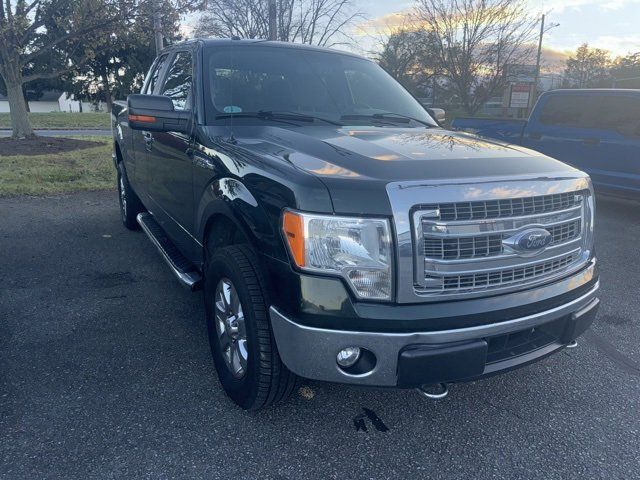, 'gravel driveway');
1,191,639,479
